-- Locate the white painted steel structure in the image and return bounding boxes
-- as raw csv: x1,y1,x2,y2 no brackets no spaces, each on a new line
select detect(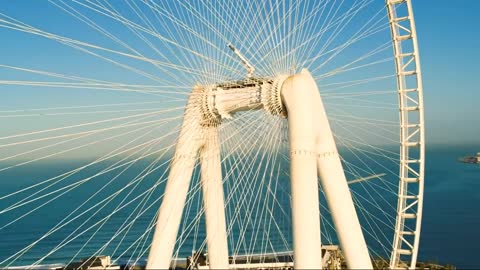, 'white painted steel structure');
147,70,373,269
0,0,425,269
148,1,426,268
387,0,425,268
